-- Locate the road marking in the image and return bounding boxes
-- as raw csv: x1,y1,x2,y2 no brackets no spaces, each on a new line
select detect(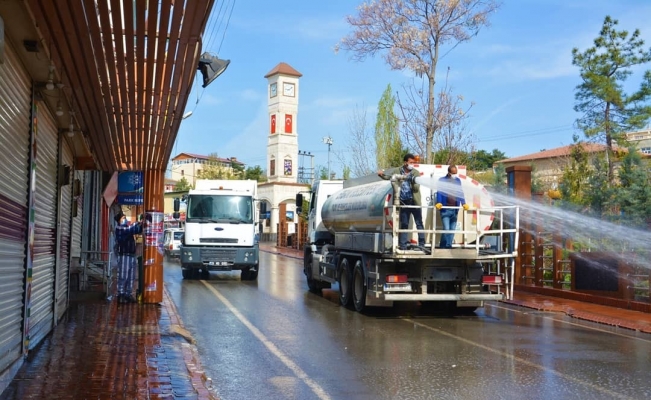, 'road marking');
403,317,636,400
201,280,332,400
487,303,651,343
